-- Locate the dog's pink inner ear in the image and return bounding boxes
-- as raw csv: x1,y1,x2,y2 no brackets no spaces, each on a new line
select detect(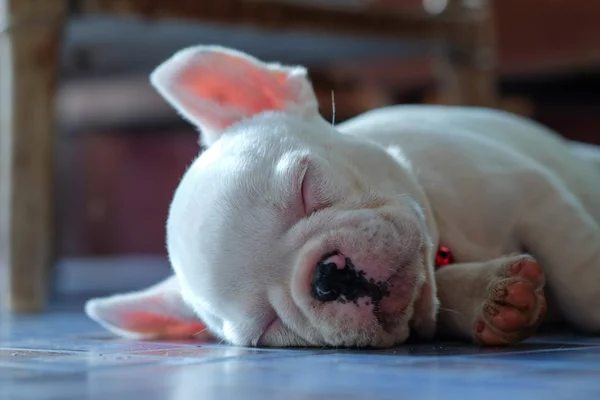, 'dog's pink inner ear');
118,310,207,339
85,277,210,340
150,47,319,147
180,55,291,116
